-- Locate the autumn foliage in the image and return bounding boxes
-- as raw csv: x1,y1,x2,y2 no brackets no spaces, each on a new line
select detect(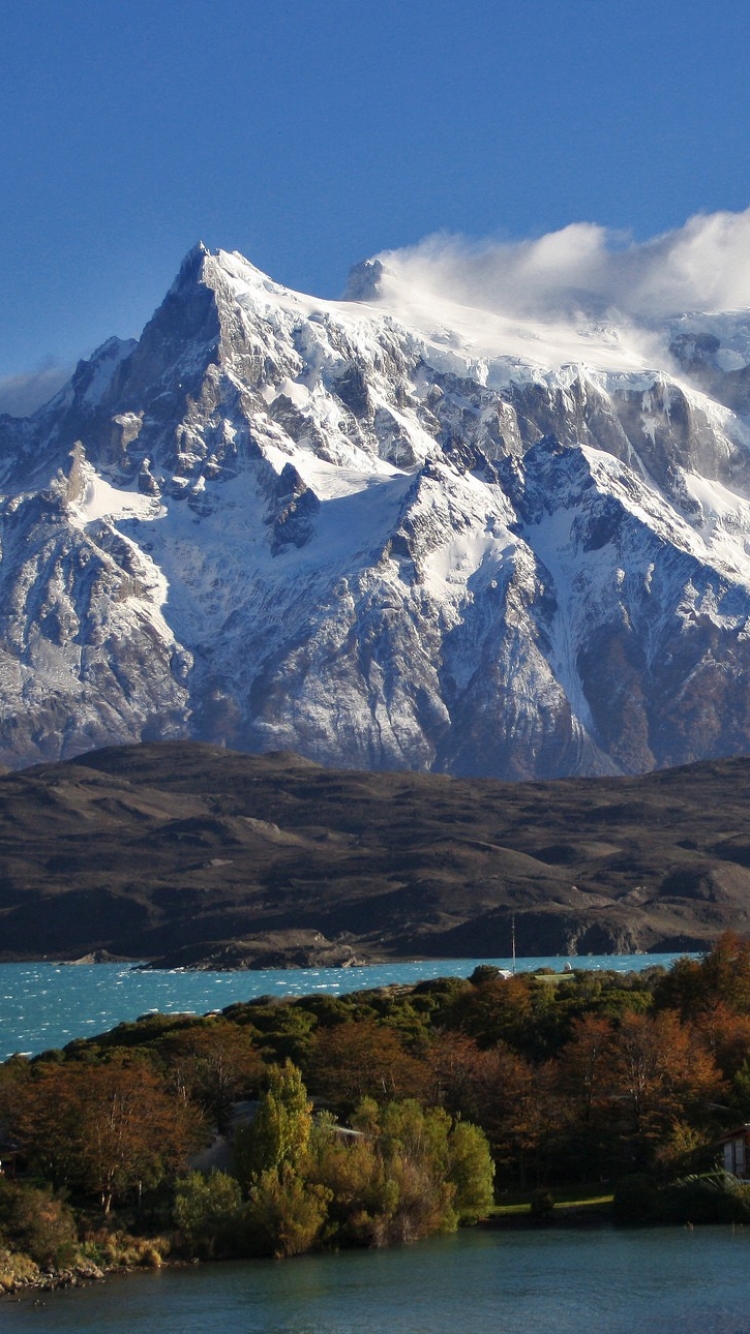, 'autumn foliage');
3,934,750,1269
